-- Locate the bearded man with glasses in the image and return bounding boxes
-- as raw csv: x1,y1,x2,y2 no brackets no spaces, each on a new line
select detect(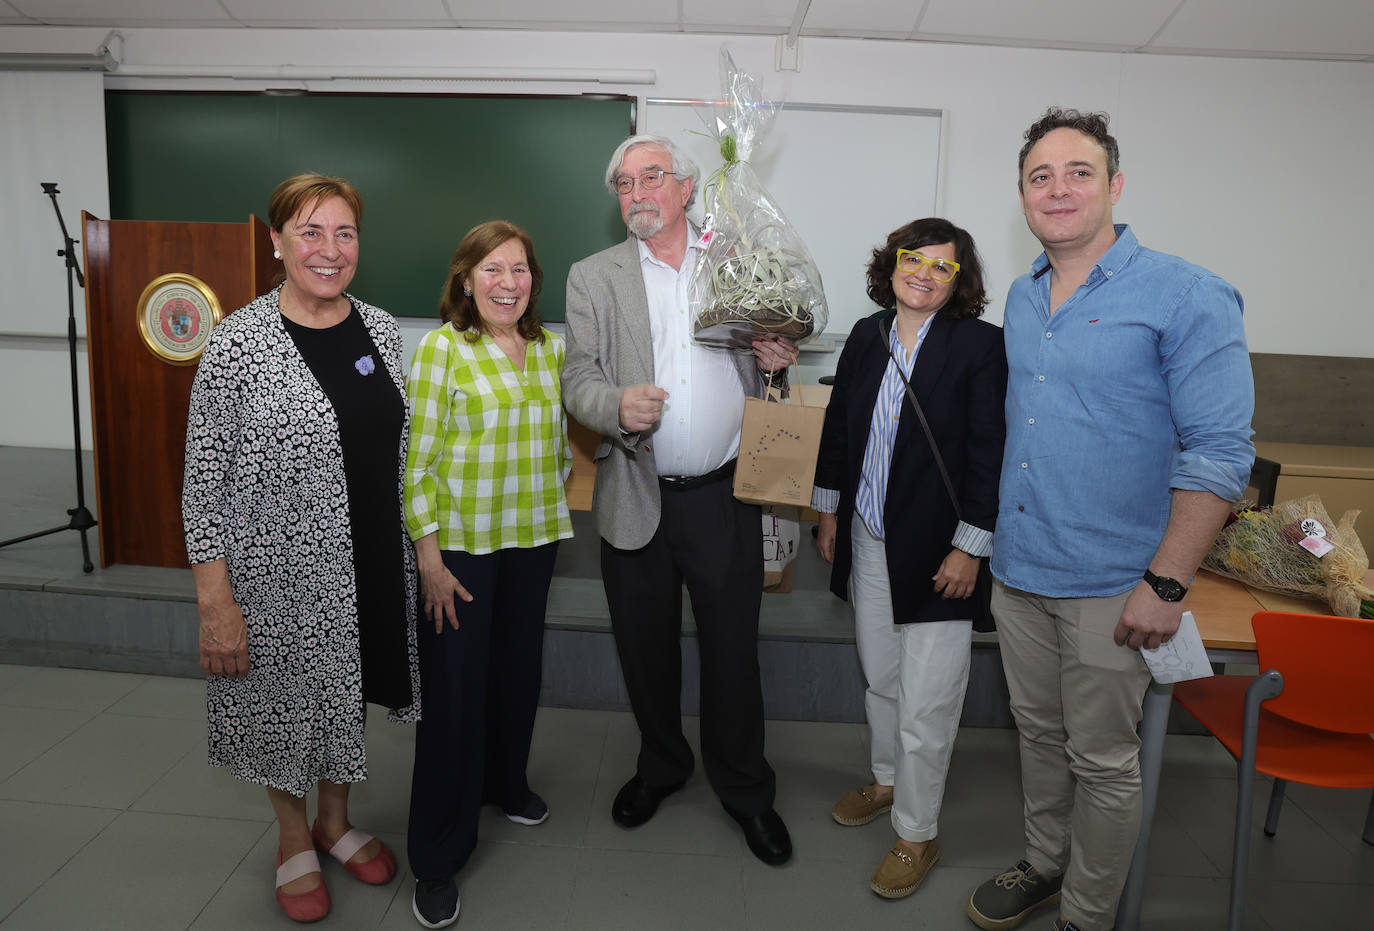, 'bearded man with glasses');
563,133,798,865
